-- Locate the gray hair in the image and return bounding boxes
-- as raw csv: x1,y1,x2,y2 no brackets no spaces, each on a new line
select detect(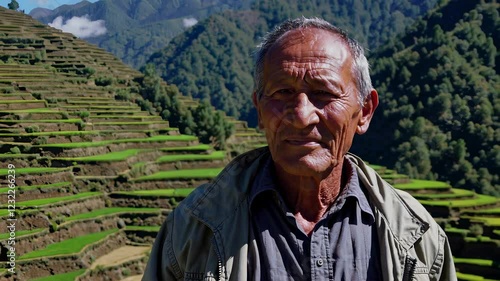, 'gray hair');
253,17,372,106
